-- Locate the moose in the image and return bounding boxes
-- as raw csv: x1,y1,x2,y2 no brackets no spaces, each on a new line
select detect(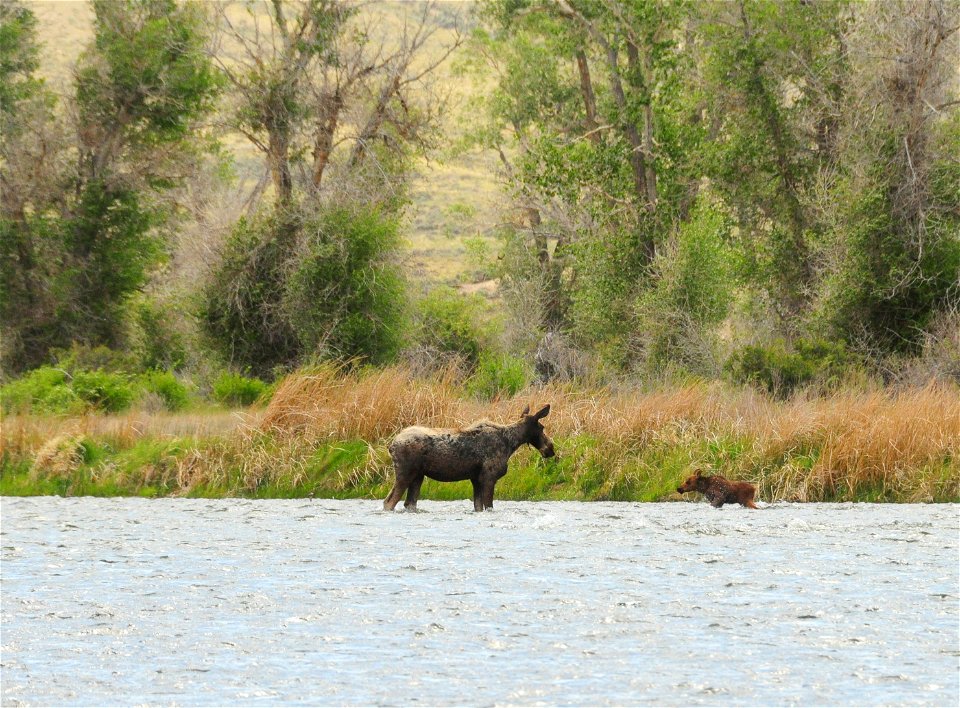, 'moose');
383,404,555,512
676,469,759,509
